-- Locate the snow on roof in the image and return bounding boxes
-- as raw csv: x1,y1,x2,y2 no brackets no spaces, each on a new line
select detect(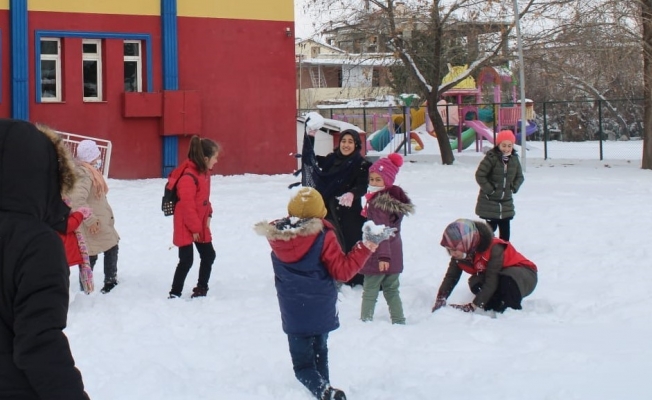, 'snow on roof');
297,115,364,133
300,56,398,67
296,38,346,54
